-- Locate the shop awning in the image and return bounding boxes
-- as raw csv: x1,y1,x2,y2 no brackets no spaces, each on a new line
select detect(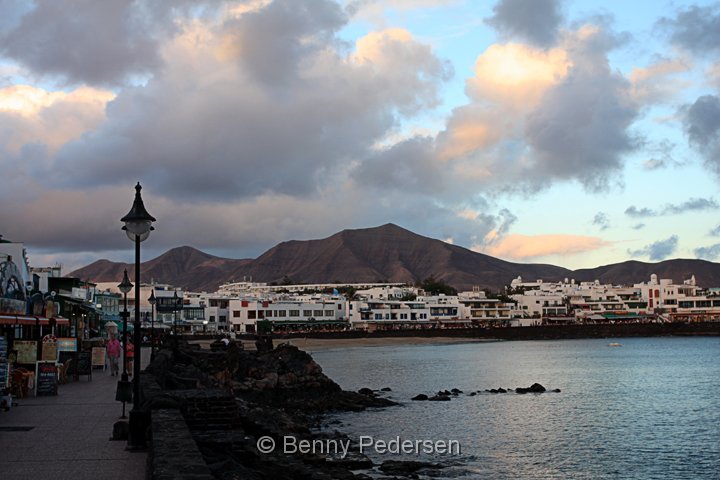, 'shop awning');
0,315,70,326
